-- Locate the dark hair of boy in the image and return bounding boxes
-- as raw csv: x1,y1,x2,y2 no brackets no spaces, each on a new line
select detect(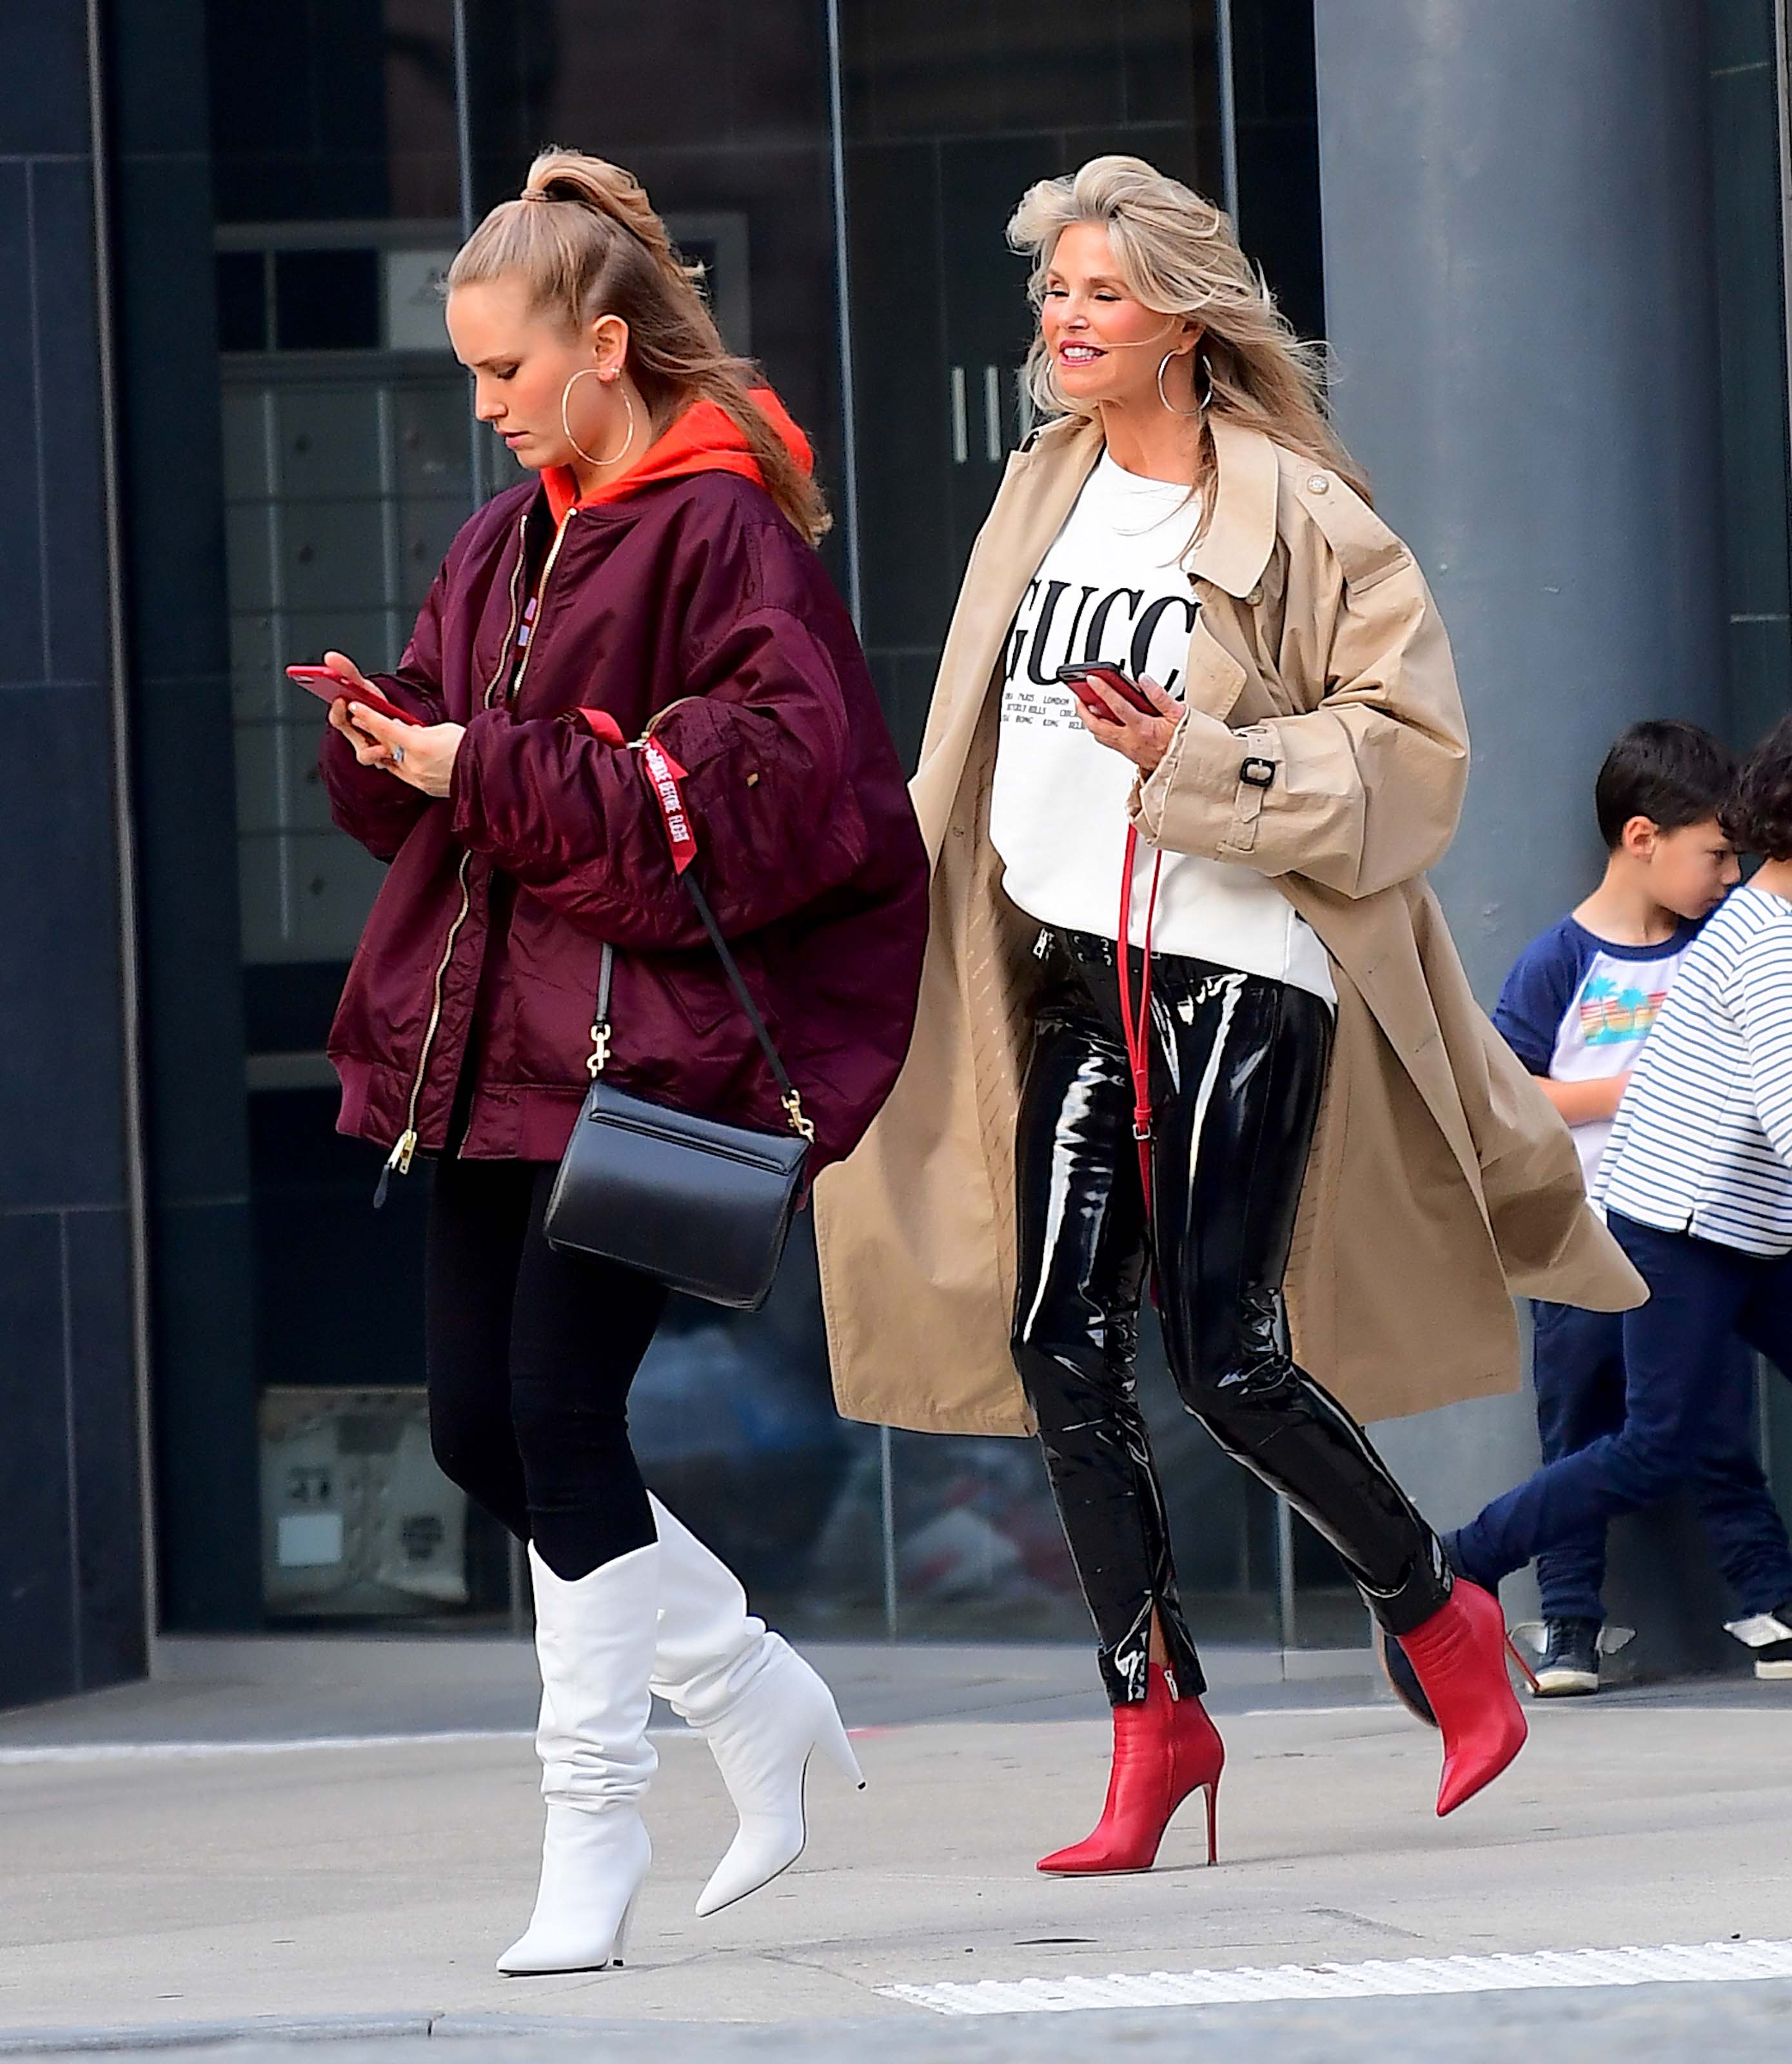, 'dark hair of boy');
1722,713,1792,863
1594,720,1737,849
